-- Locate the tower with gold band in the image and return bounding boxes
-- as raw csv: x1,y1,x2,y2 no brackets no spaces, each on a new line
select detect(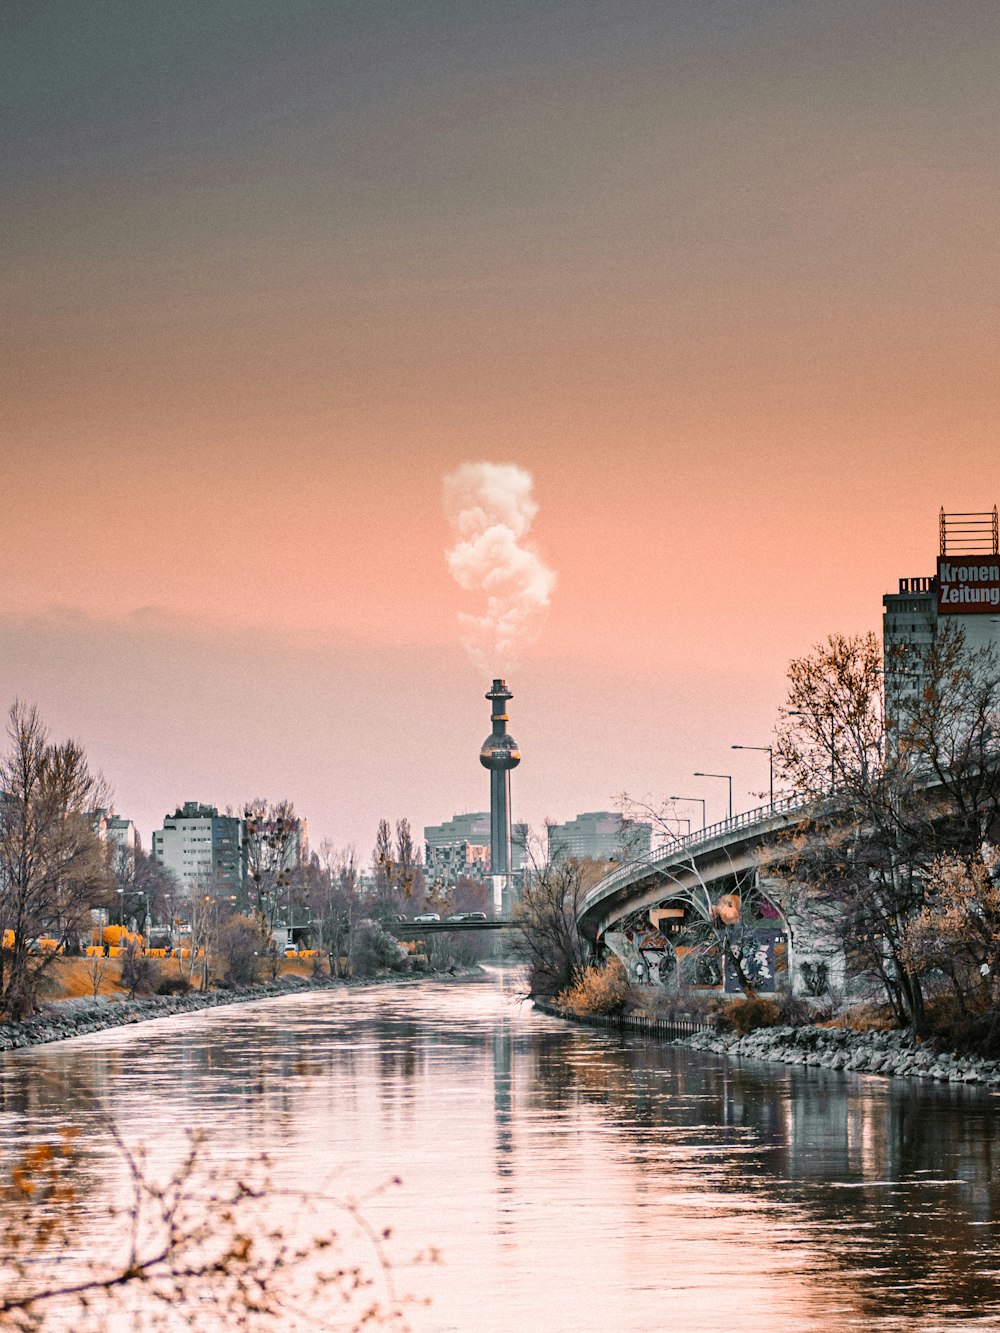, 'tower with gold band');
480,679,521,914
